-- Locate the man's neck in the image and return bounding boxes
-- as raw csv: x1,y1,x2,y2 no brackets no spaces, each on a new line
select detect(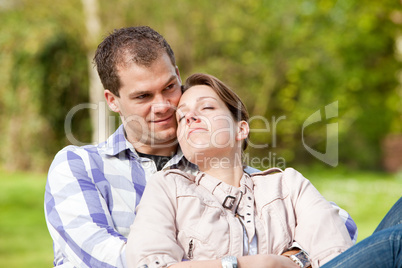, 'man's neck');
123,128,178,156
134,144,178,156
